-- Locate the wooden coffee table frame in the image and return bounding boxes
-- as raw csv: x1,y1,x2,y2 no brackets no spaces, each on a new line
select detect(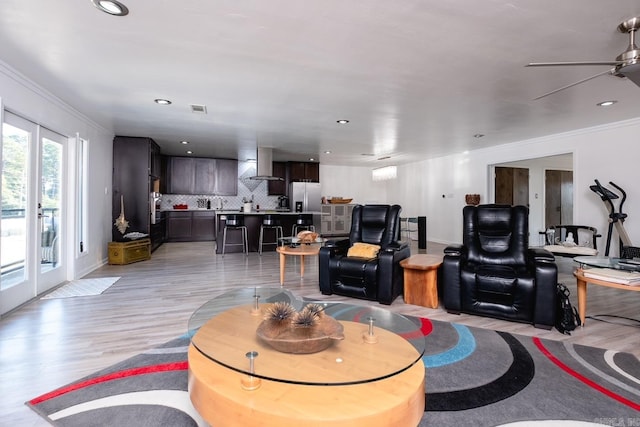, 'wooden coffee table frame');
188,304,425,426
573,268,640,326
